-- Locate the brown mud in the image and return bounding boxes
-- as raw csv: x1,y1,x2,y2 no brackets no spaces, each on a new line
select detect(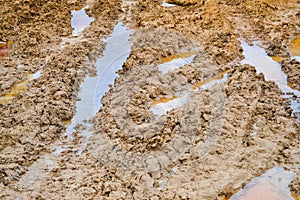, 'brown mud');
0,0,300,199
0,0,122,189
282,59,300,91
